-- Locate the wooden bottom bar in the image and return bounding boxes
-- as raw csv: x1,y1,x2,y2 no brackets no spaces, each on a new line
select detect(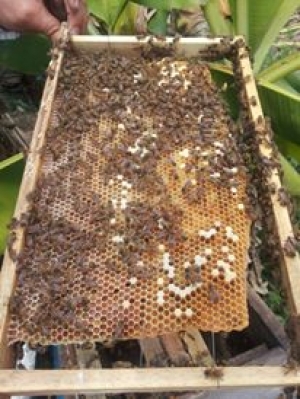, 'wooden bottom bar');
0,367,299,396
